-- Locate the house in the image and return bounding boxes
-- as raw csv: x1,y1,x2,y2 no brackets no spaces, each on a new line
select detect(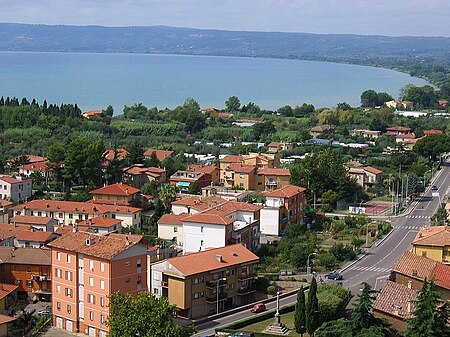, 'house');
17,160,52,181
10,215,57,232
122,165,167,188
150,244,259,319
77,217,123,235
412,226,450,263
143,149,174,162
385,100,414,110
13,200,142,229
373,281,417,332
392,250,450,300
260,185,306,236
0,201,13,224
395,133,416,143
438,99,448,107
0,223,29,247
0,247,51,301
423,129,443,136
242,153,280,169
256,168,291,191
49,231,148,336
157,214,189,247
309,124,335,138
347,166,383,190
169,171,211,192
82,110,103,119
350,129,381,139
201,186,252,202
0,313,16,337
0,176,32,203
267,142,293,154
384,126,412,136
0,283,18,334
187,164,220,185
89,182,141,206
223,164,256,190
15,230,57,248
103,148,128,162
